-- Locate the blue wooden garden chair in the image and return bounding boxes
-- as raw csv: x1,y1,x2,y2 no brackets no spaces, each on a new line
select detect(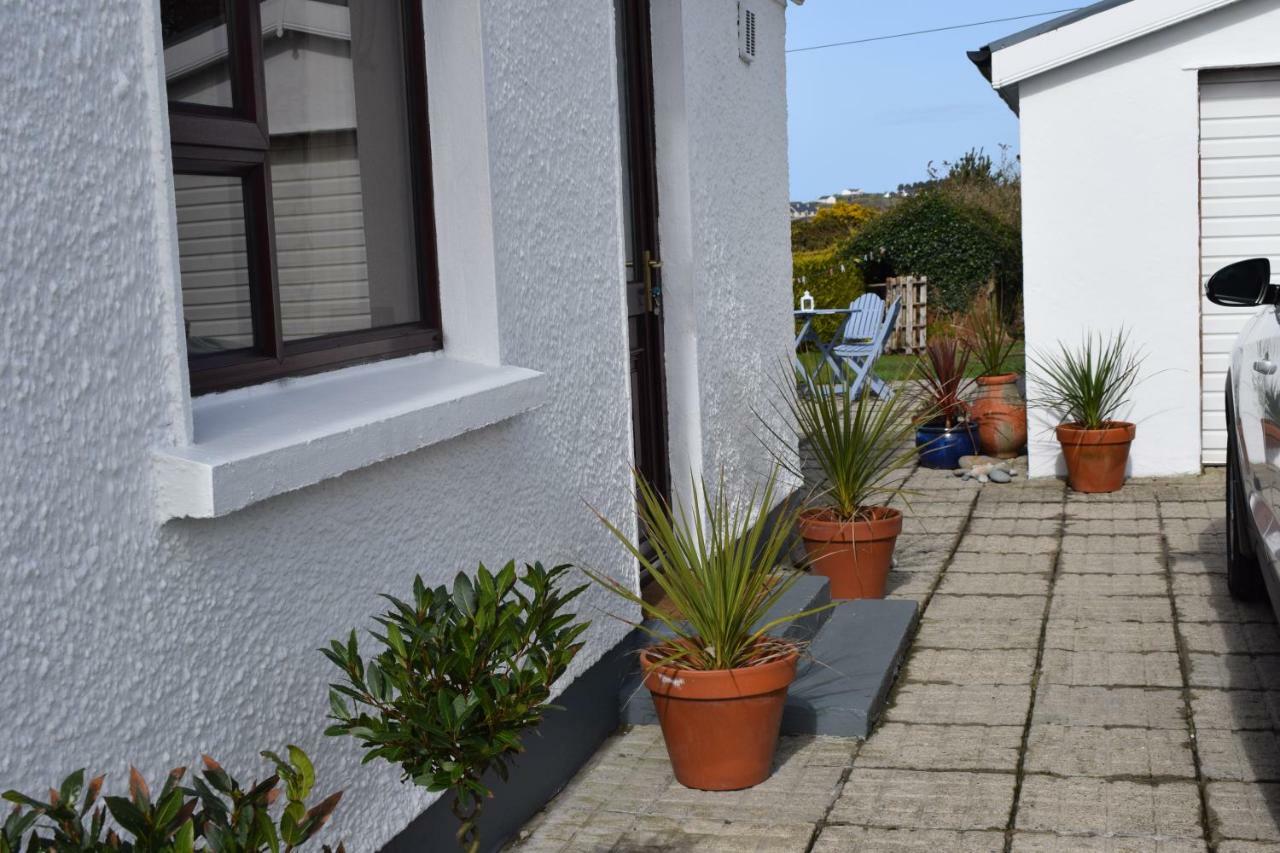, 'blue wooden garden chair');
833,293,901,400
